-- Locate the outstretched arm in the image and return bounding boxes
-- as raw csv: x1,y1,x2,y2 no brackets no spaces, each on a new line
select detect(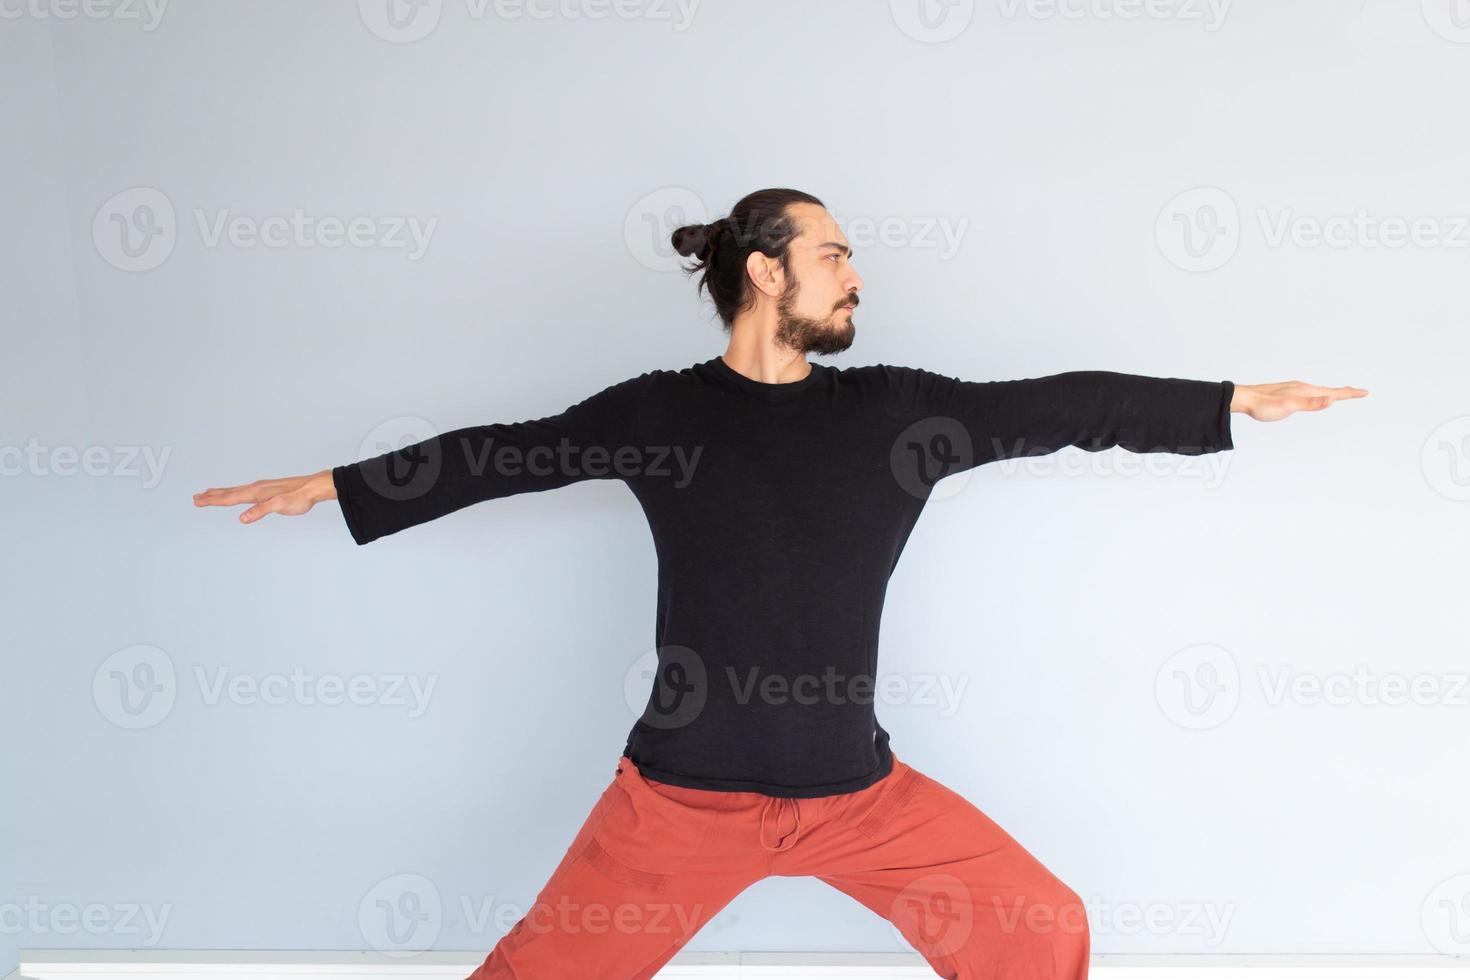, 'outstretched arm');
193,373,648,545
886,367,1367,470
